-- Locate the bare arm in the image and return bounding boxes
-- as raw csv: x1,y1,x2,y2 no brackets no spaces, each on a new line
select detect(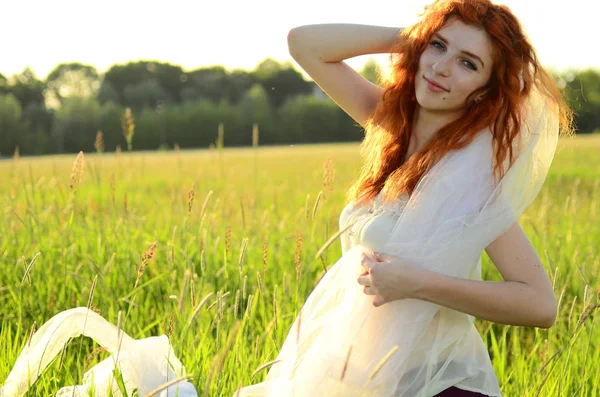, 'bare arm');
287,24,403,128
288,24,401,62
415,222,557,328
416,272,555,328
